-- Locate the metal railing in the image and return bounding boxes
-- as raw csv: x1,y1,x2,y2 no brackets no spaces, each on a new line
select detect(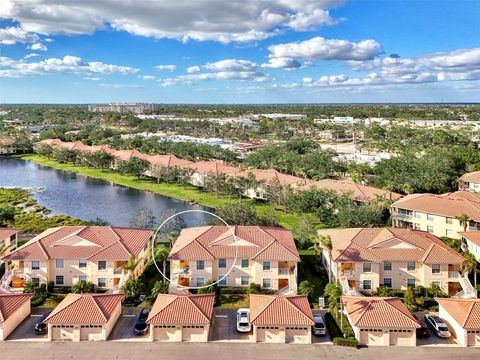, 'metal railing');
448,271,460,279
278,268,289,276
